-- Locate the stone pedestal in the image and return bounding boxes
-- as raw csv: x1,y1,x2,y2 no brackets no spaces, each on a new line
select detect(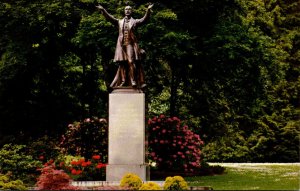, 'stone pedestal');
106,89,149,181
